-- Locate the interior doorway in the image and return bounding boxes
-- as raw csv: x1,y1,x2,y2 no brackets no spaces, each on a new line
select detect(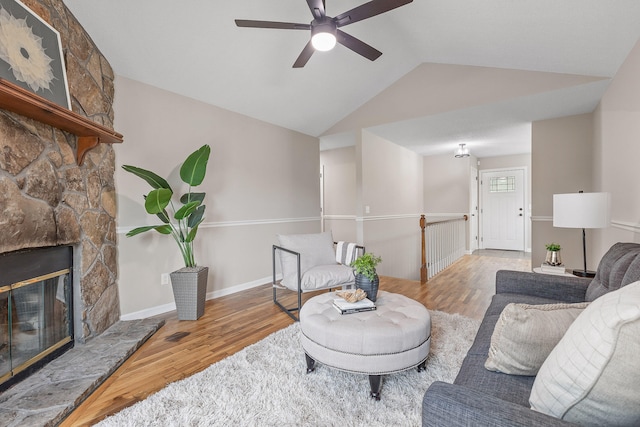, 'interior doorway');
480,168,525,251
